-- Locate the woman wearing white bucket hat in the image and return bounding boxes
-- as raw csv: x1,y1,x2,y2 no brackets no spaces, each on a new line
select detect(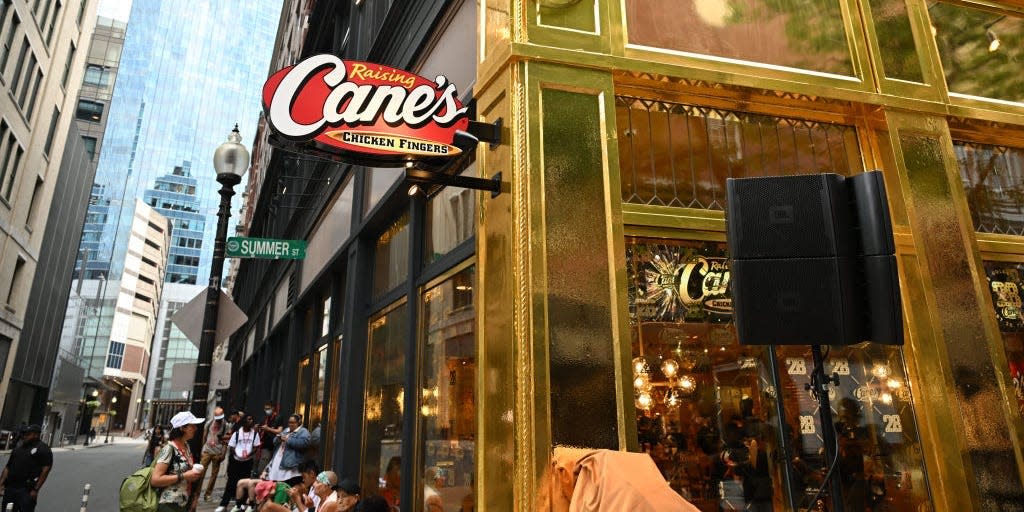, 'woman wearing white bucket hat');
149,411,206,512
